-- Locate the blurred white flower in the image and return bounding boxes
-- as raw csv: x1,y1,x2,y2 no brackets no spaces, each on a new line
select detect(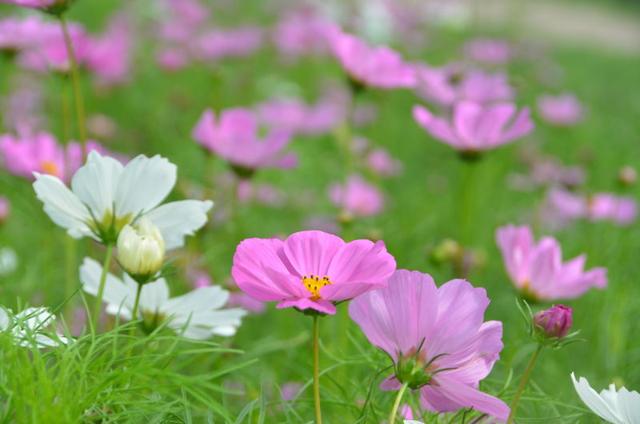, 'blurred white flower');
80,258,246,338
571,372,640,424
0,247,18,276
117,217,165,281
0,307,68,348
33,151,213,248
